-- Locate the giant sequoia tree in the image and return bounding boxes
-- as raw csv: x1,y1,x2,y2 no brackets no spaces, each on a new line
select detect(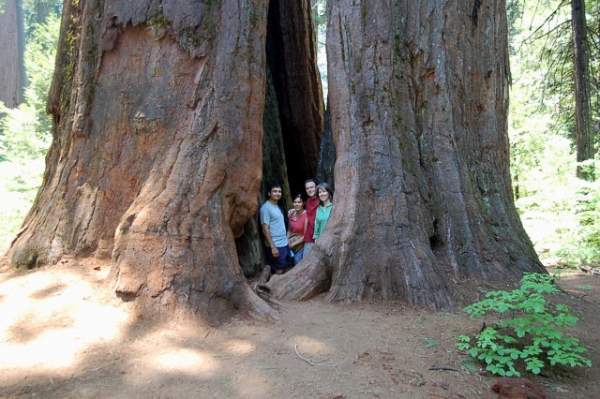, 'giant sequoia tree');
273,0,545,305
5,0,544,322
